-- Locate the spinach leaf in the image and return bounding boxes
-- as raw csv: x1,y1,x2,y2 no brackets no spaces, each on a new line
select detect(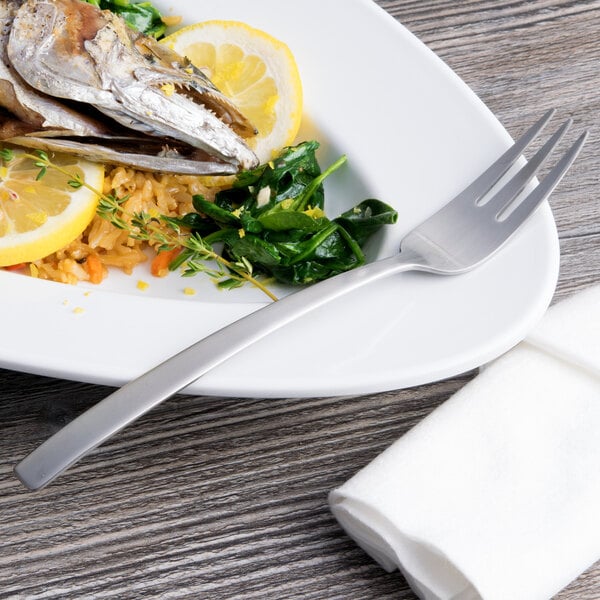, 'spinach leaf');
216,140,324,215
169,213,219,237
270,261,341,286
193,195,241,228
179,141,399,287
221,232,282,267
258,210,324,233
84,0,167,39
334,199,399,246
